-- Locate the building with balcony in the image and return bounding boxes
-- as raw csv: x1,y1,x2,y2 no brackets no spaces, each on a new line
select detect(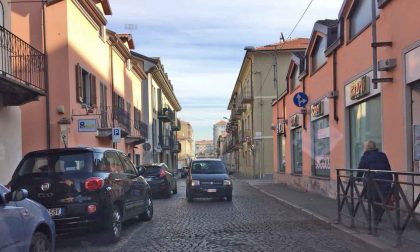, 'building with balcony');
132,52,181,171
0,0,46,183
7,0,149,172
224,38,308,178
177,120,194,169
195,140,214,158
